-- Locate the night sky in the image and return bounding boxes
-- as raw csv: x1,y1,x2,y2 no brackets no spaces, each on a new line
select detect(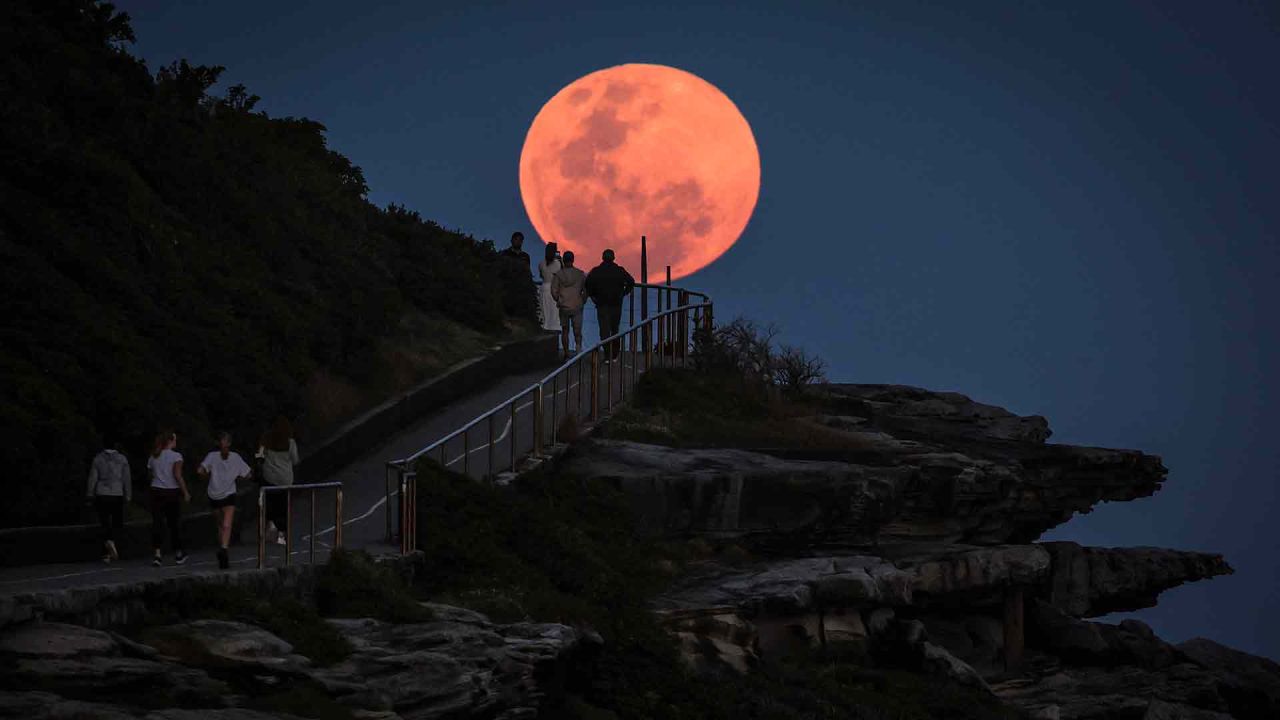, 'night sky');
113,1,1278,659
